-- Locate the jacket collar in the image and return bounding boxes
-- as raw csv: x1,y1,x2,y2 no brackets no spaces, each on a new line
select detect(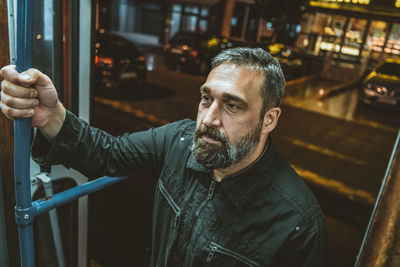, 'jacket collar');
187,136,279,212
